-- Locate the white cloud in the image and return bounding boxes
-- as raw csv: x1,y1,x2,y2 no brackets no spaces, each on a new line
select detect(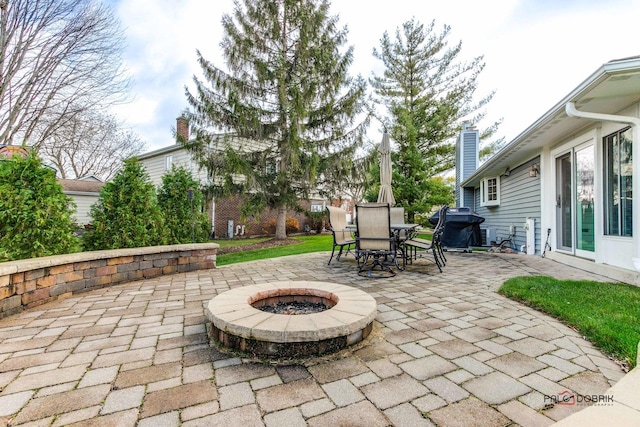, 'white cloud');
111,0,640,151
